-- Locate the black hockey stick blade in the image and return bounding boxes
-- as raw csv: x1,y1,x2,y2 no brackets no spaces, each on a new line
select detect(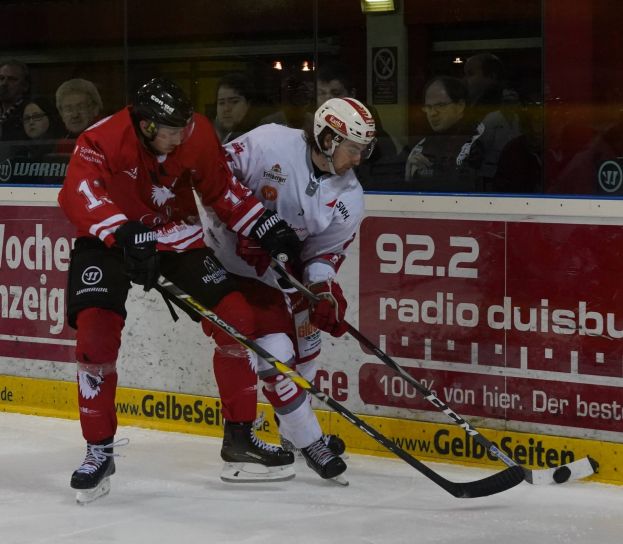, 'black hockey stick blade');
269,260,598,486
156,278,524,498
